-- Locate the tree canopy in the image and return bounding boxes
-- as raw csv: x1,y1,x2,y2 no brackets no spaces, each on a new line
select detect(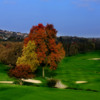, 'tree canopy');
24,24,65,77
16,41,39,72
